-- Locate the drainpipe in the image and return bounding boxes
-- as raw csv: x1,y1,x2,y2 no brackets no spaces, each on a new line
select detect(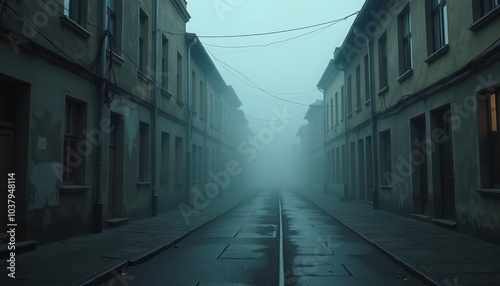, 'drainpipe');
318,86,327,194
151,0,159,216
95,0,108,233
368,37,379,209
203,74,208,188
185,36,197,205
354,27,378,209
336,64,349,200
